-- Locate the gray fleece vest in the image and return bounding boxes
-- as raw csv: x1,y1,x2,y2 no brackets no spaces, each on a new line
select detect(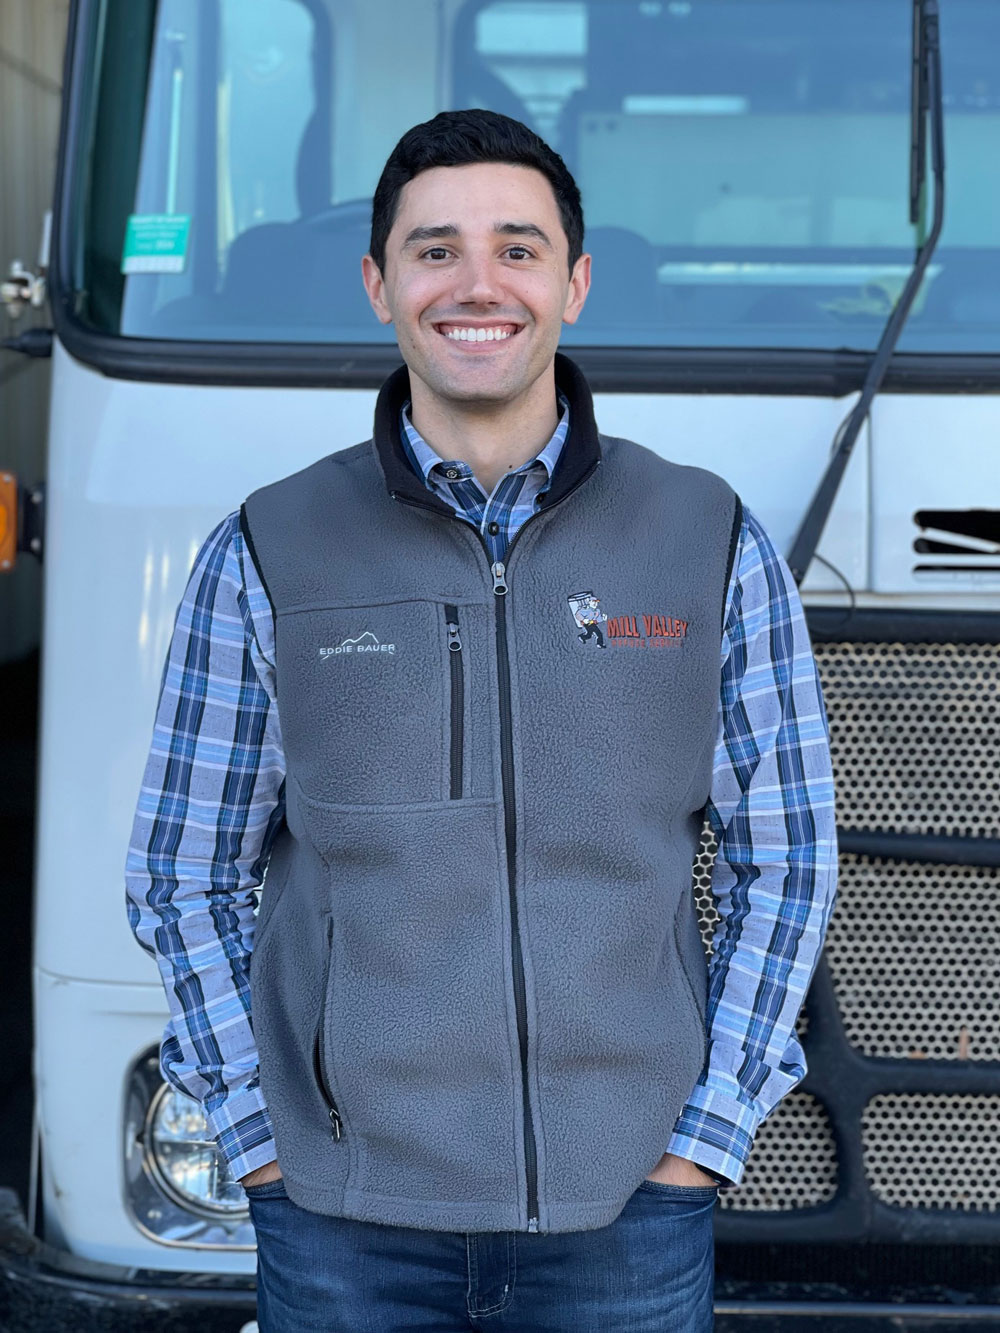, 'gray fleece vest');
242,354,740,1235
